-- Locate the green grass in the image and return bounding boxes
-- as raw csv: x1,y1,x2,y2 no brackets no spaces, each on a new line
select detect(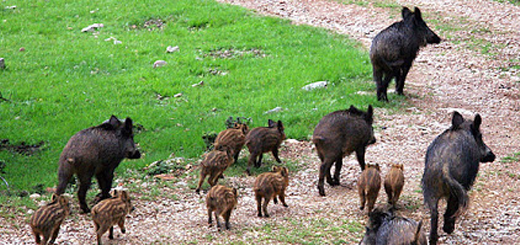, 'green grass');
0,0,393,197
